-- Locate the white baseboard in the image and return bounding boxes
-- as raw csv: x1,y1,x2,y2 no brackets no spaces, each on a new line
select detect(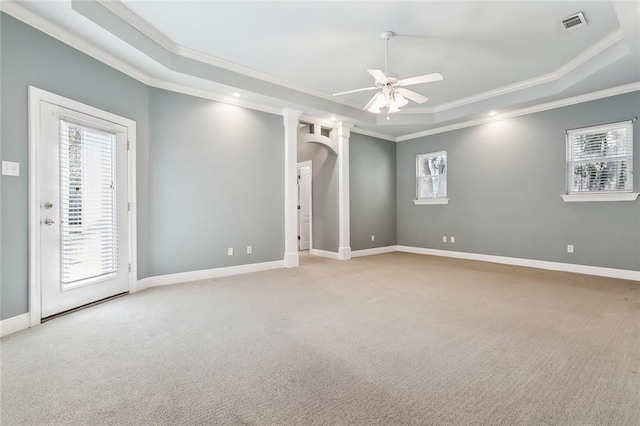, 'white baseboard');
396,246,640,281
310,249,340,260
137,260,286,290
0,313,30,337
351,246,398,258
